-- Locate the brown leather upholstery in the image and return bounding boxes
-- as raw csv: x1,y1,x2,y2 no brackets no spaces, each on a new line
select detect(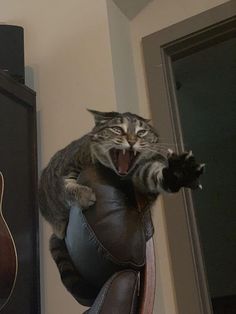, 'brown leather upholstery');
79,165,153,266
65,165,155,313
85,270,139,314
